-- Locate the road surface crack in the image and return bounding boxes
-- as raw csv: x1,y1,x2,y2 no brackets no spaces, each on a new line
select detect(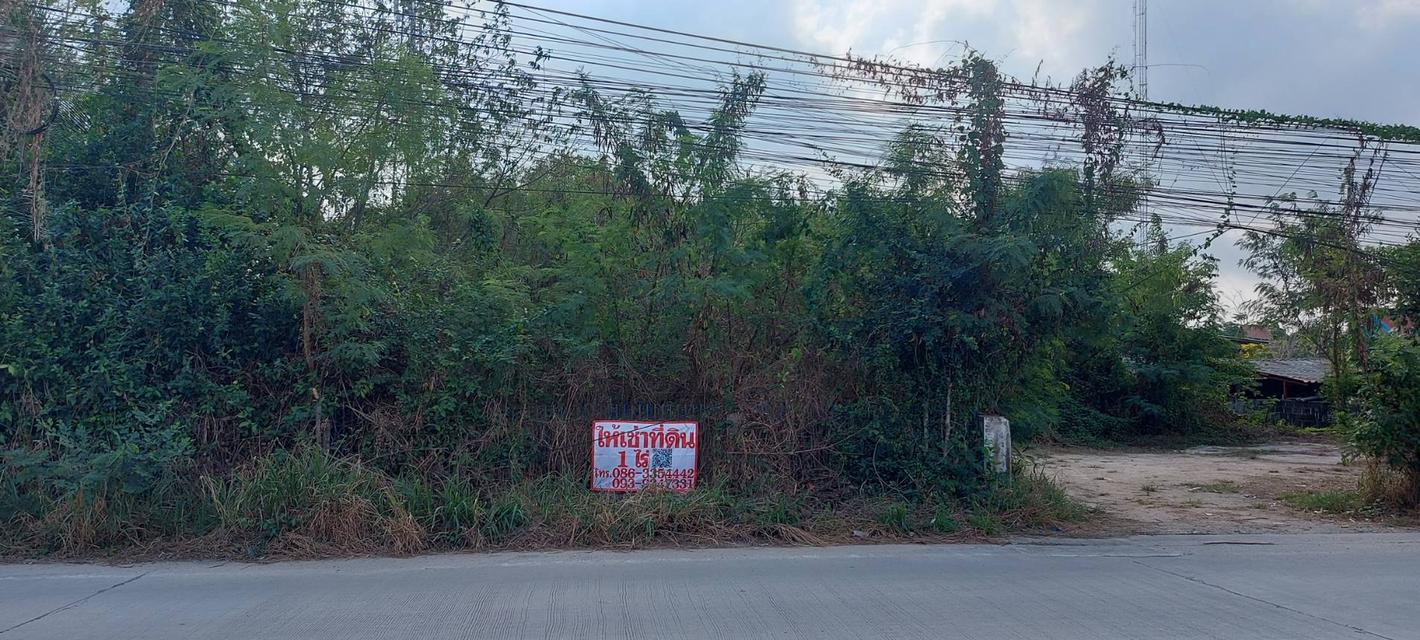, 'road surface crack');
0,571,148,635
1130,559,1396,640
